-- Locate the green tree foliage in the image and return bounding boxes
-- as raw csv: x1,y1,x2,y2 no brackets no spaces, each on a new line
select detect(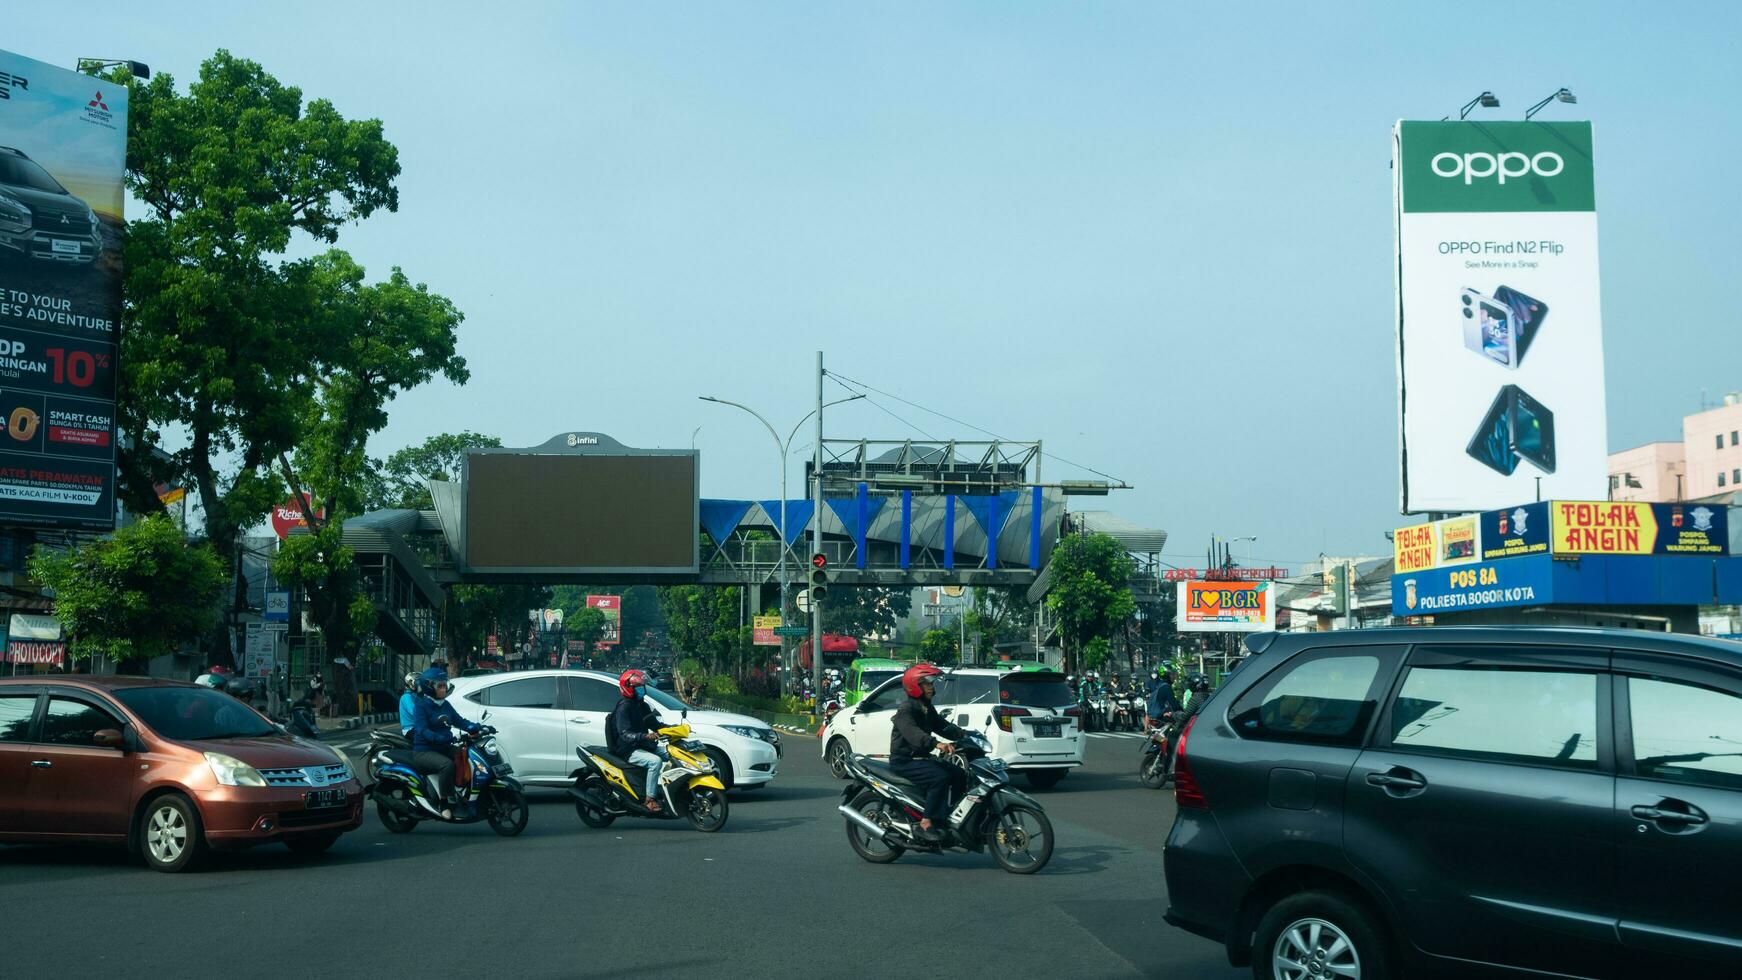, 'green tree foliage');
117,51,401,664
567,606,607,658
822,586,914,640
658,585,751,676
918,628,960,666
1045,533,1137,674
443,583,550,664
274,253,466,663
965,586,1035,656
549,584,662,654
28,517,225,668
367,431,500,511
